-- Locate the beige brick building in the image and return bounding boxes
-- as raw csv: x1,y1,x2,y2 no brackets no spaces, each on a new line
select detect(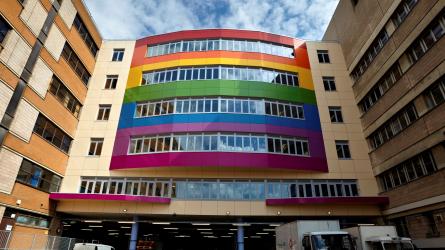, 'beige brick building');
0,0,101,242
324,0,445,248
